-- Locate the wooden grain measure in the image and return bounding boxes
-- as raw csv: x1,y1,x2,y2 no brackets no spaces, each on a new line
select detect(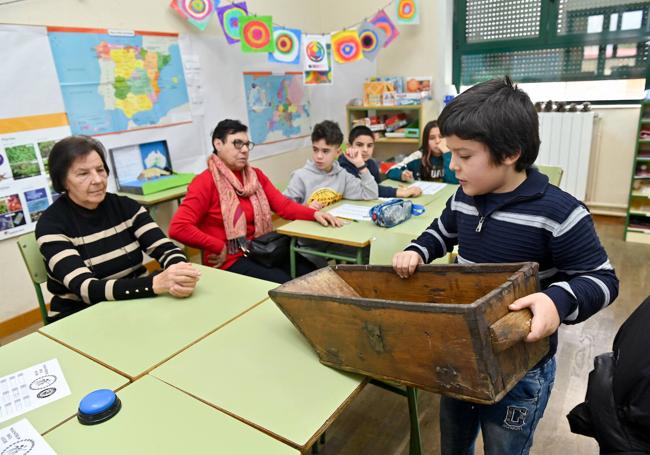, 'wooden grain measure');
268,263,549,404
